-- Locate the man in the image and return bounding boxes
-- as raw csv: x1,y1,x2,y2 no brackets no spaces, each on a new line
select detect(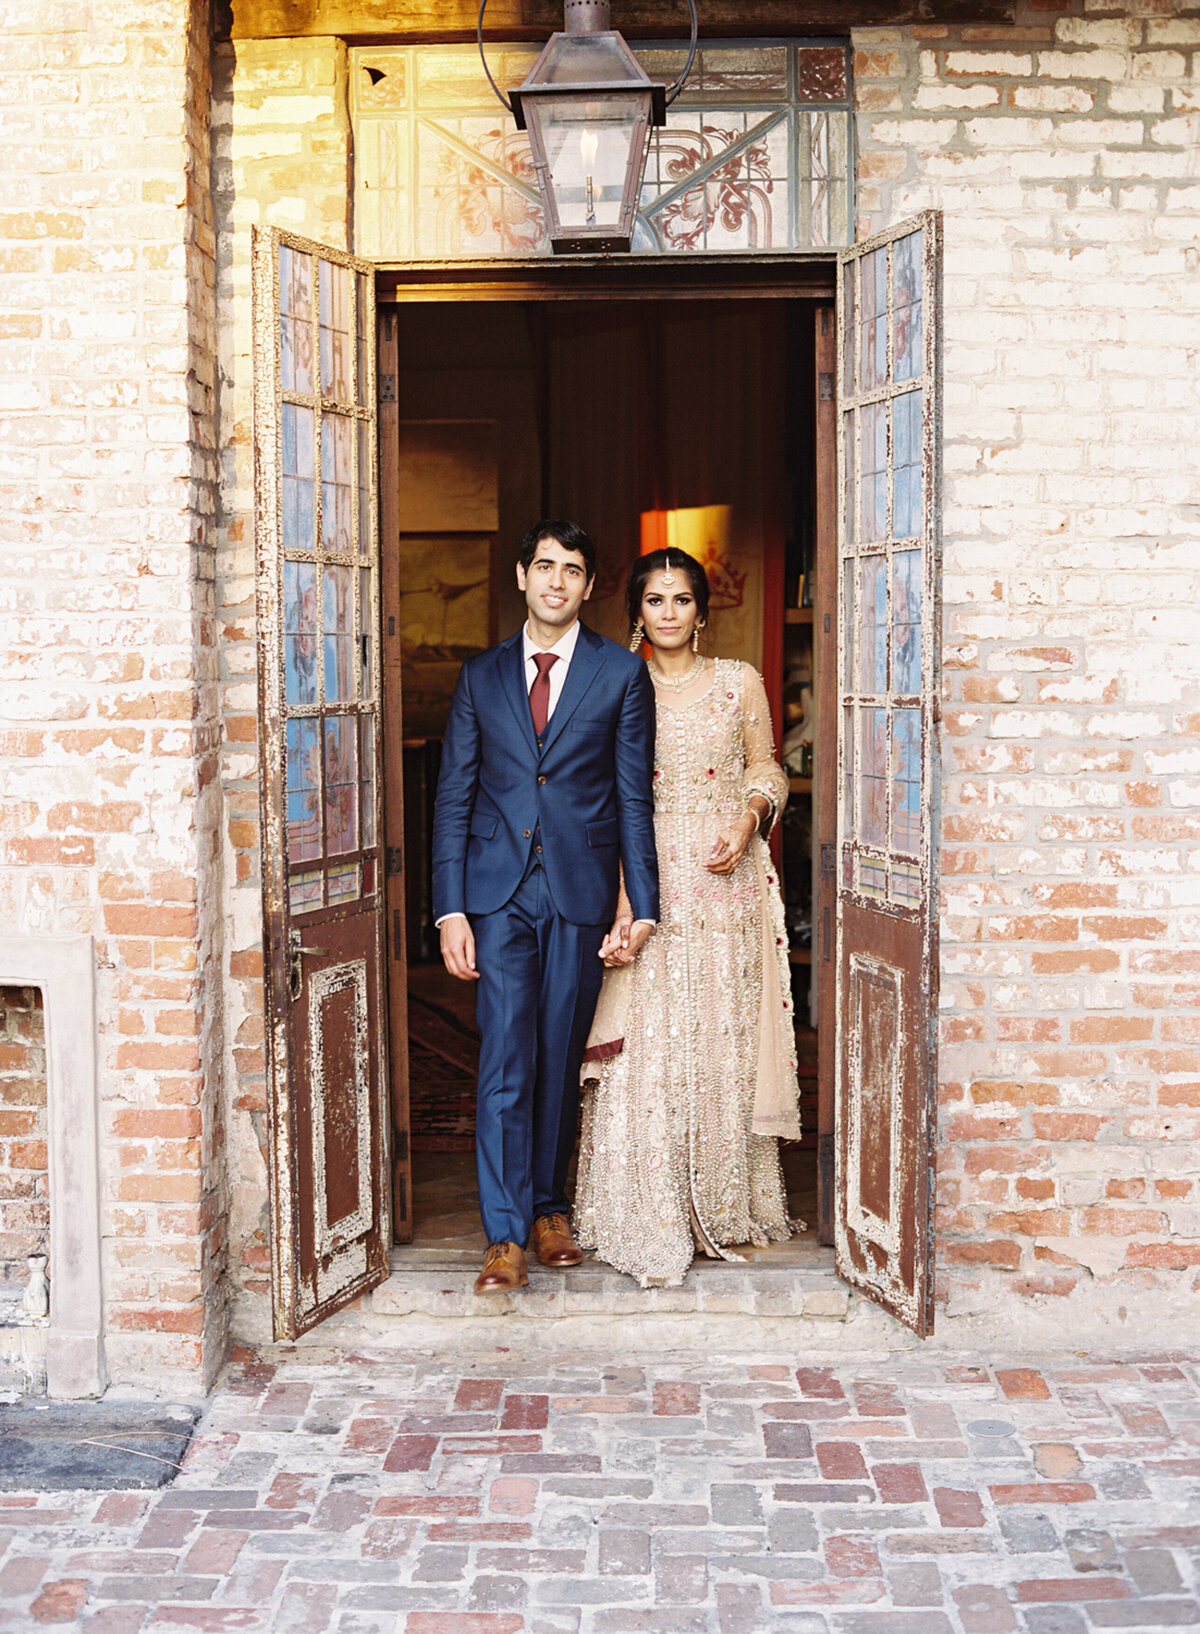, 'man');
432,520,659,1294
